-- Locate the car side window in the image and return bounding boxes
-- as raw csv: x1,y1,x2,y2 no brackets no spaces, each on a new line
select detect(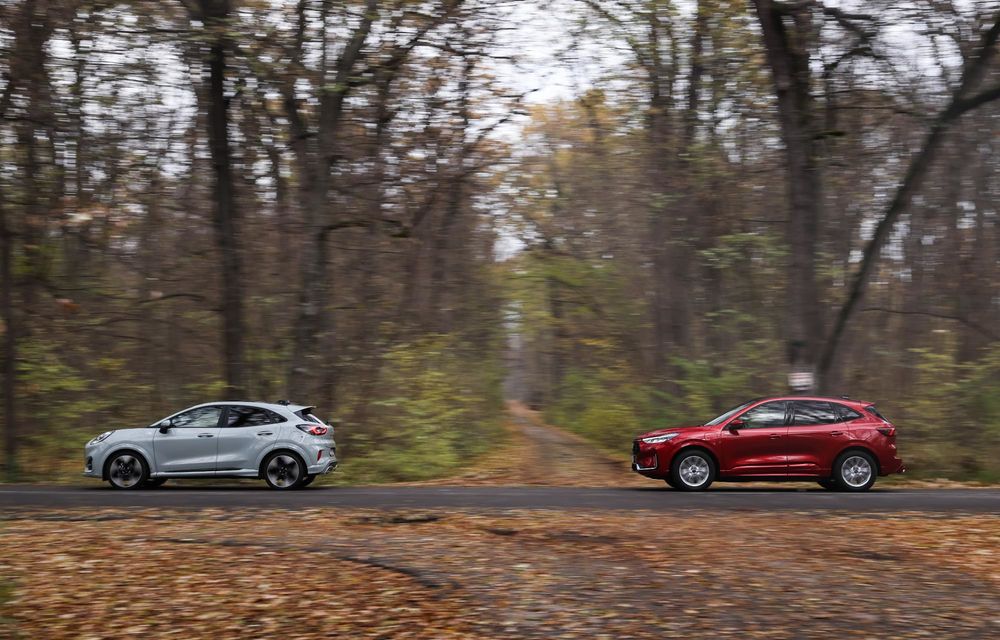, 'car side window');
790,401,839,426
832,403,862,422
171,406,222,429
740,401,787,428
225,406,281,428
